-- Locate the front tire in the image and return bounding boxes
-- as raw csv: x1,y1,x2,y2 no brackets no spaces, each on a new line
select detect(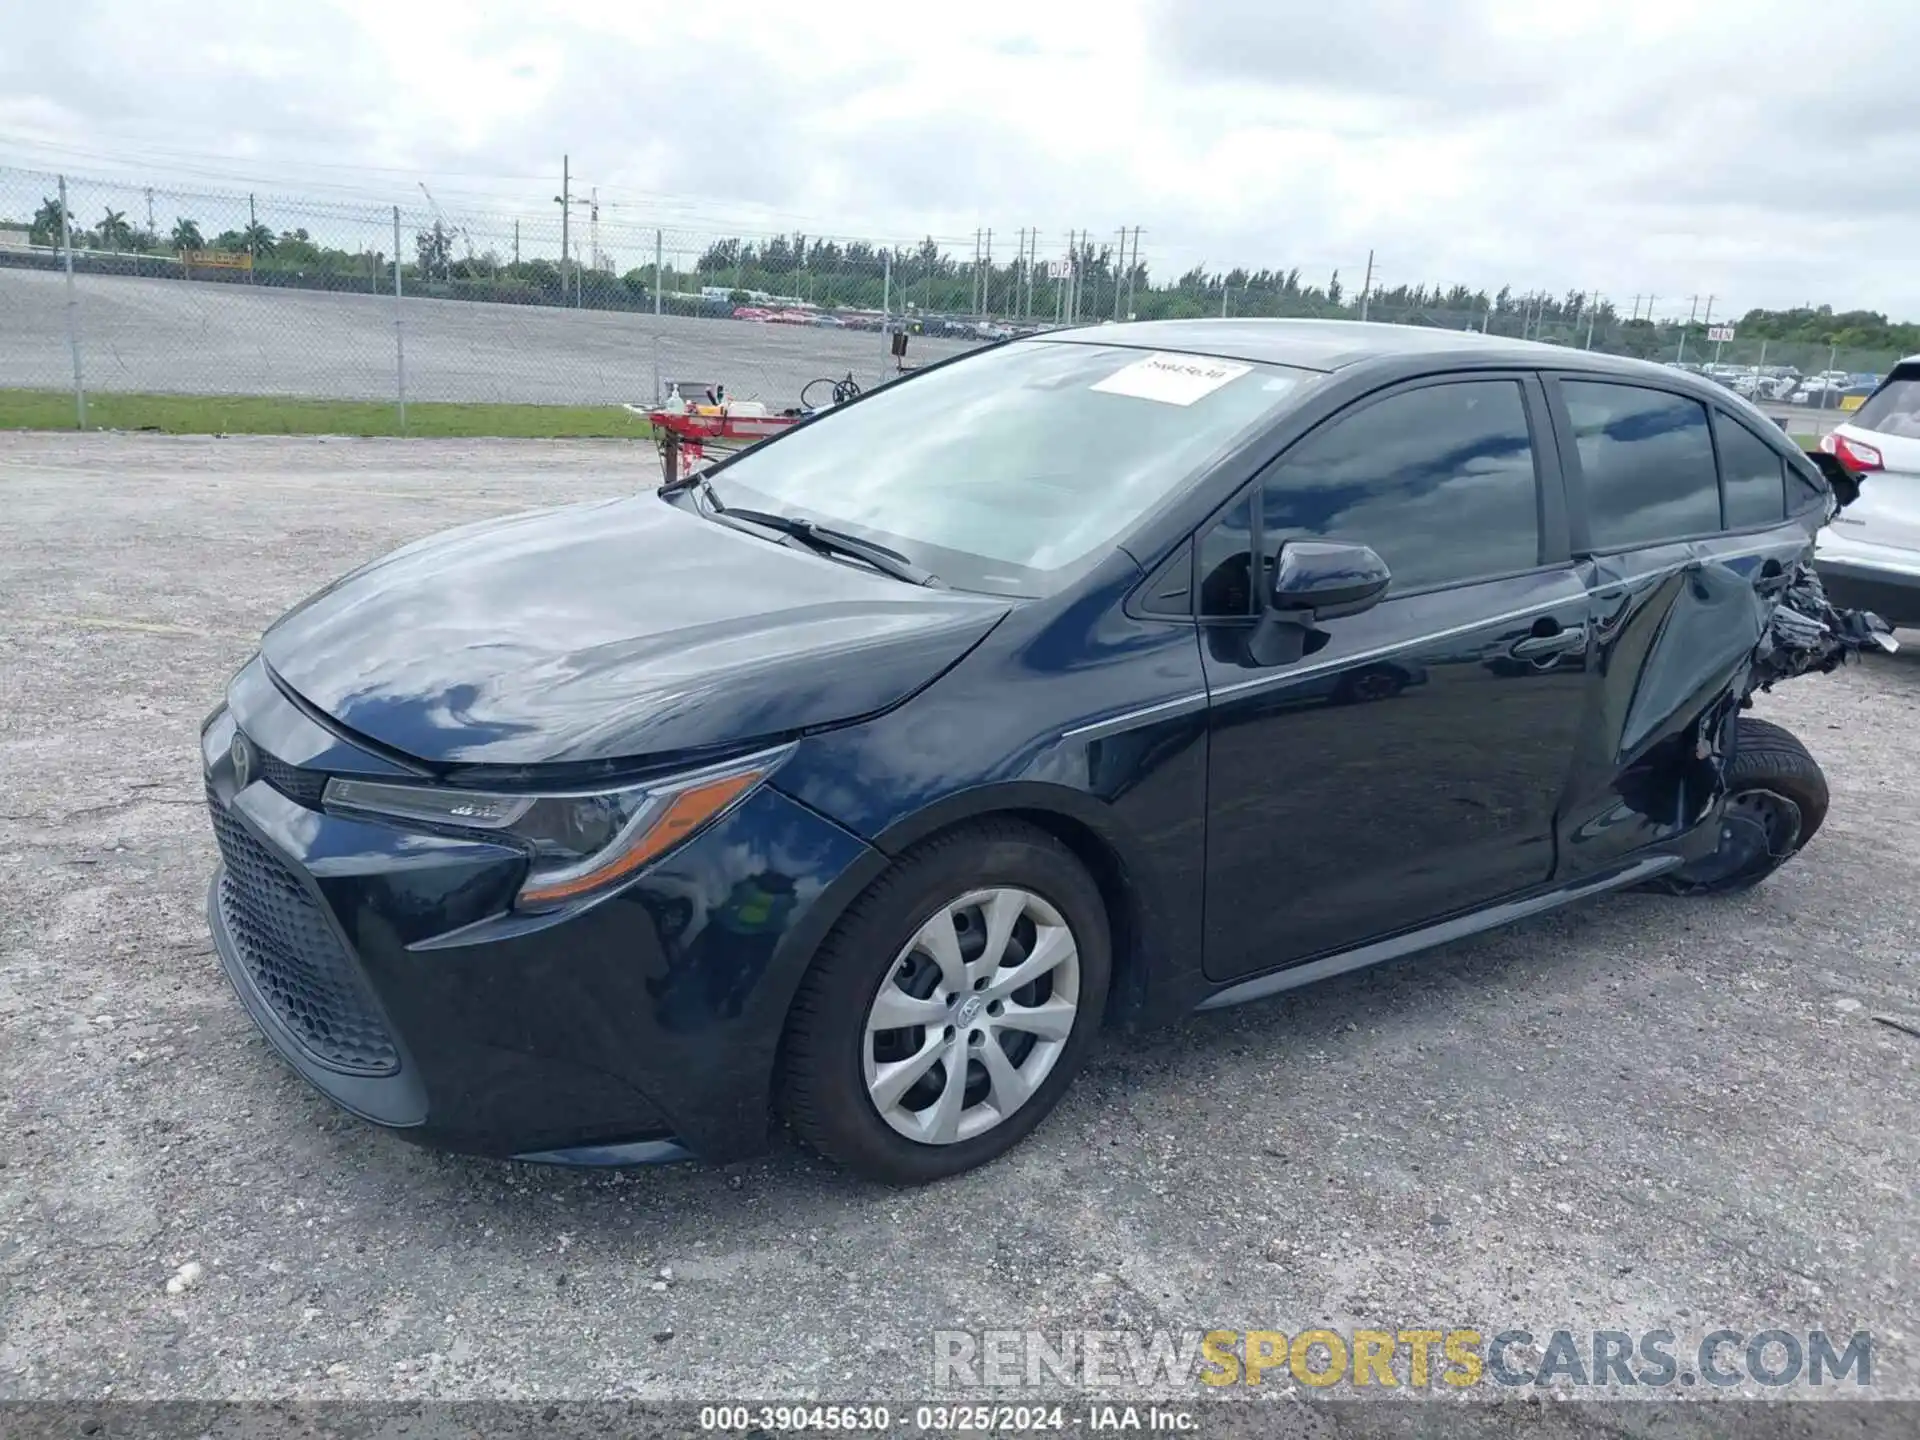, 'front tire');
781,821,1110,1183
1653,716,1830,895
